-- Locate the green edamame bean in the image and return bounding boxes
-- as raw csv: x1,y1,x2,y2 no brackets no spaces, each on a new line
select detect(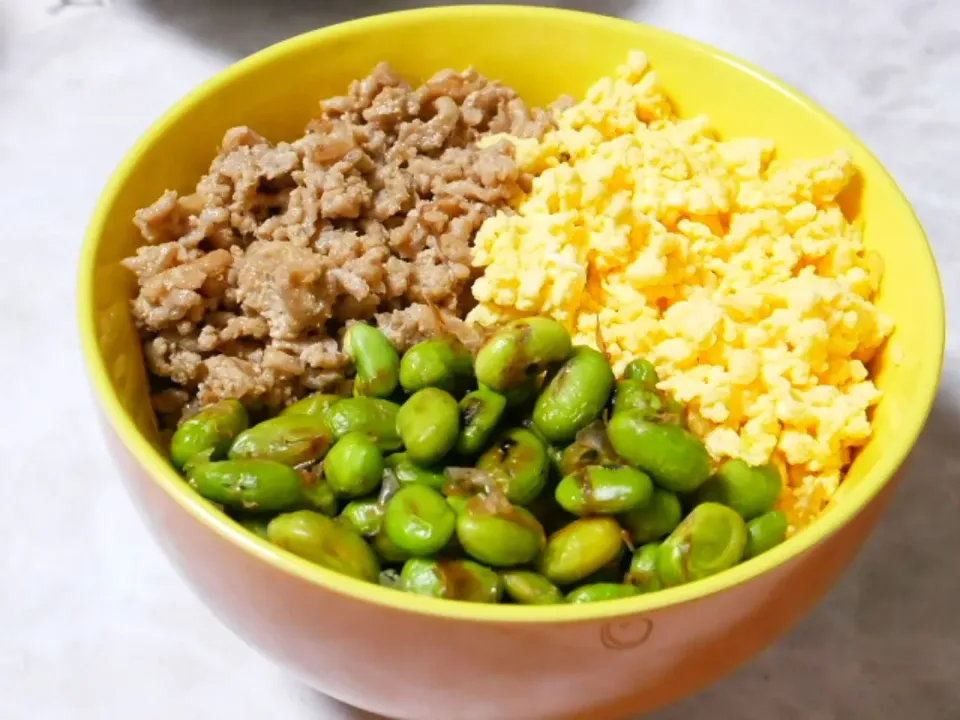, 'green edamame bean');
228,415,333,467
657,502,747,587
500,570,565,605
299,467,339,516
384,452,446,491
613,381,663,418
455,501,545,567
324,432,384,498
557,423,619,476
566,583,641,604
476,428,549,506
456,388,507,456
343,323,400,398
399,337,474,394
533,346,615,444
446,494,470,516
339,498,384,537
623,358,659,389
267,510,379,582
396,388,460,465
743,510,788,559
698,459,783,520
280,393,340,419
326,397,402,451
187,459,303,512
606,411,712,493
619,488,683,544
555,464,654,516
383,484,456,556
372,531,412,564
399,558,503,603
625,543,664,593
475,317,572,392
170,399,248,470
538,517,624,586
501,377,540,408
238,517,270,540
